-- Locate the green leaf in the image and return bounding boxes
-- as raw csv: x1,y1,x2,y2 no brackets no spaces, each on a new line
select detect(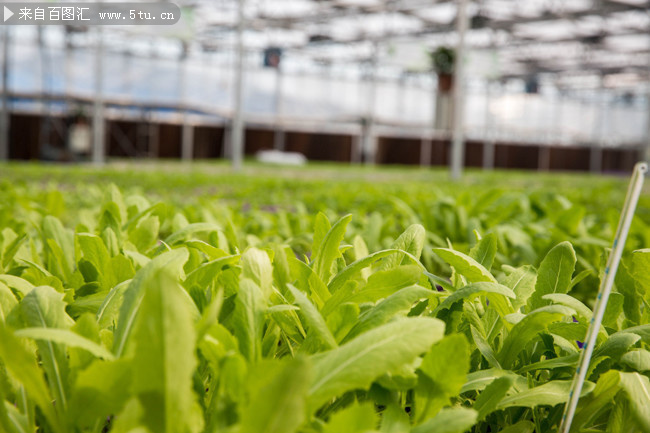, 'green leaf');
239,357,311,433
470,325,501,369
183,255,240,292
232,278,267,362
20,286,72,412
14,328,114,360
42,216,75,281
528,242,576,310
313,214,352,284
621,349,650,372
469,232,497,270
461,369,526,394
432,248,496,284
542,293,592,319
342,285,431,343
380,404,409,433
0,274,35,297
160,222,222,248
129,215,160,252
419,333,470,397
618,372,650,431
312,212,331,259
497,380,594,409
129,265,204,433
495,421,535,433
67,359,132,430
417,334,470,420
474,376,514,420
113,248,189,357
322,401,377,433
0,323,63,433
328,249,402,293
309,317,445,410
0,281,18,322
241,247,274,299
411,407,478,433
435,282,515,317
573,370,627,430
77,233,116,291
497,305,575,369
288,285,337,351
378,224,426,271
